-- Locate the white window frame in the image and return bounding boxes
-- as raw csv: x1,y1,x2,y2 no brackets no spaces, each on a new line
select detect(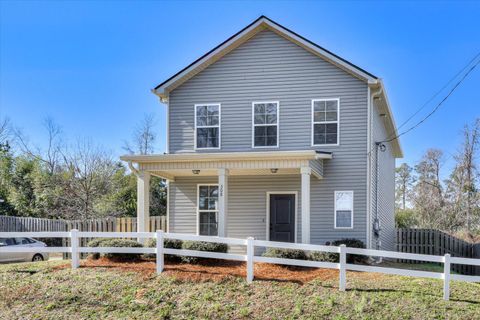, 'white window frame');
311,98,340,147
194,103,221,150
196,184,219,236
334,190,354,229
252,101,280,148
